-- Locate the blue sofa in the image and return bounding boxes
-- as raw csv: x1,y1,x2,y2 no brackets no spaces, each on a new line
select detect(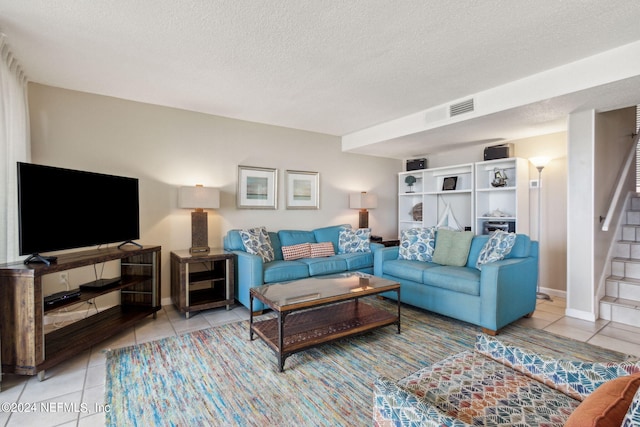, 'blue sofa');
223,225,383,311
374,232,538,334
